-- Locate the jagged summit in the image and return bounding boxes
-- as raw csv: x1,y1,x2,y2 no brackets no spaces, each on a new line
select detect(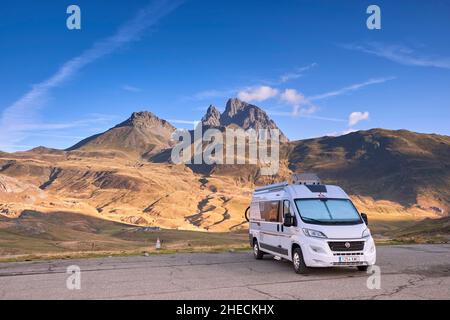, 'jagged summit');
201,98,289,142
115,111,174,130
201,105,221,127
223,98,248,118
